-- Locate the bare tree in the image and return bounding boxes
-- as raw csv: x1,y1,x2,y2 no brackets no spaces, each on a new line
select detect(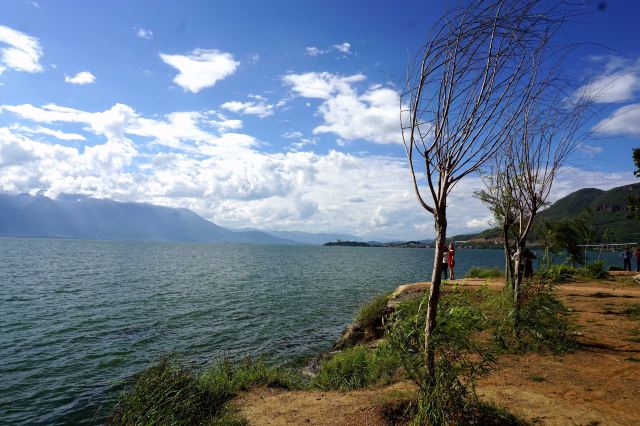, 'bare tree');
474,157,518,288
400,0,557,379
507,86,591,328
